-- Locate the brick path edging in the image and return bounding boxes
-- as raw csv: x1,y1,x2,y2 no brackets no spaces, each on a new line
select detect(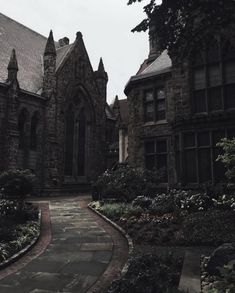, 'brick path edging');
0,202,51,280
0,210,41,271
88,204,134,276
